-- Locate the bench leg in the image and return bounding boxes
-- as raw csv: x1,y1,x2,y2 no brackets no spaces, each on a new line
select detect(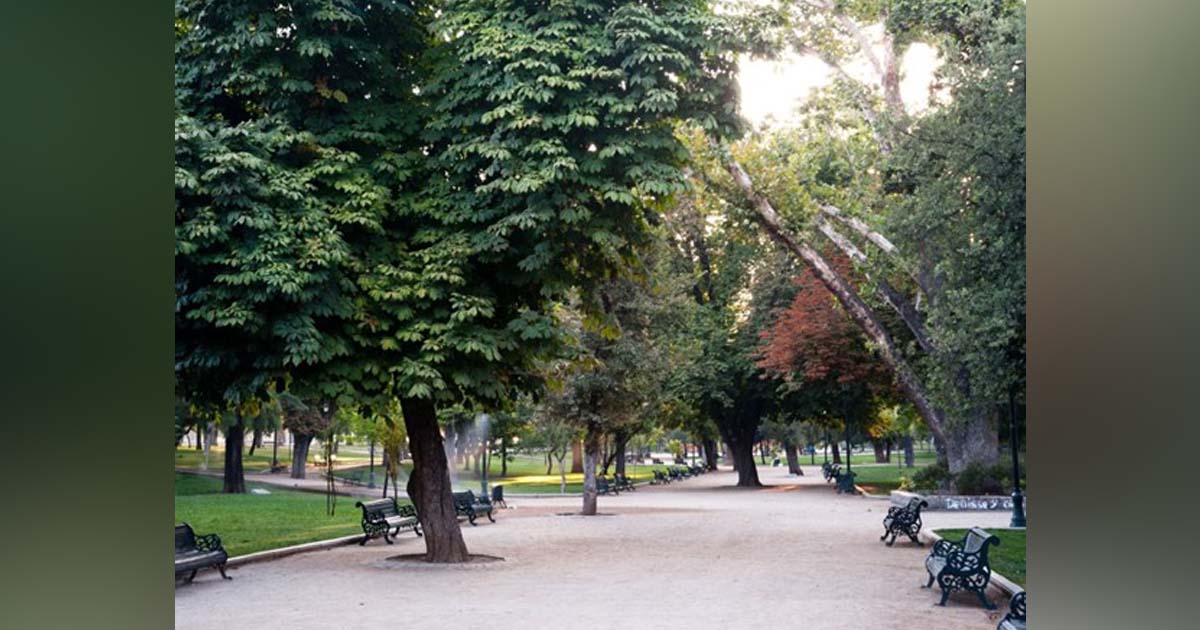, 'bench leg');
938,587,951,606
186,570,197,584
486,511,495,523
217,563,232,580
924,572,935,589
360,533,370,546
414,524,423,537
468,513,477,526
975,590,995,610
886,531,898,546
384,529,394,544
